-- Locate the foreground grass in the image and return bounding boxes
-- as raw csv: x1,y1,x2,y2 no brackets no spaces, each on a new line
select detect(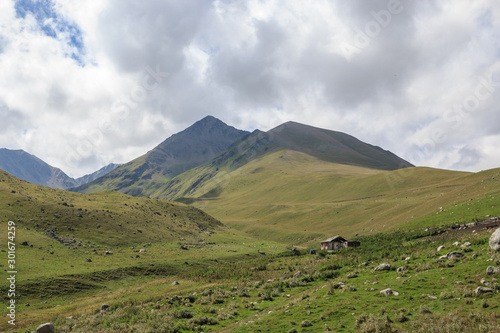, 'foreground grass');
6,225,500,332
